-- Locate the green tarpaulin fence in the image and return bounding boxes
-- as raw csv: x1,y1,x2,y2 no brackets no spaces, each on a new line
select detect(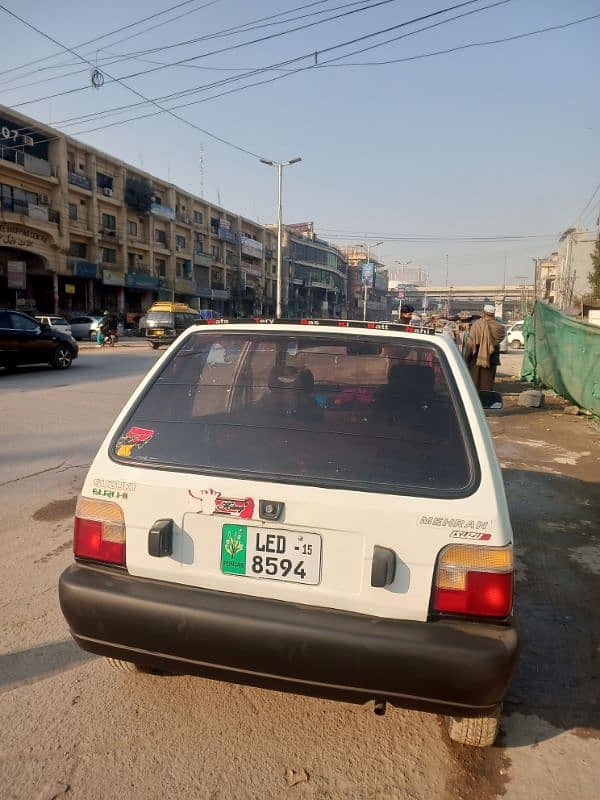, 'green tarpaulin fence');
521,301,600,415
